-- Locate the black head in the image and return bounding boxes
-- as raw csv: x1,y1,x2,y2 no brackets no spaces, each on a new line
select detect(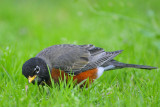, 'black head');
22,57,50,85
